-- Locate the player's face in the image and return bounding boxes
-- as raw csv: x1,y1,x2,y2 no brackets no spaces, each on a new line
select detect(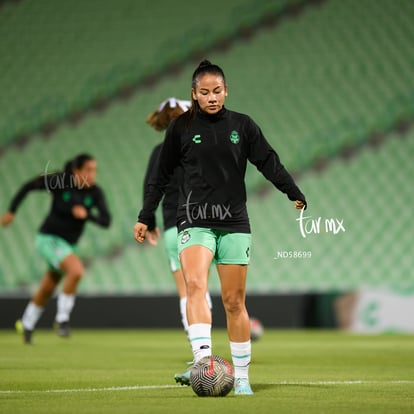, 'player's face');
192,73,227,115
74,159,97,188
